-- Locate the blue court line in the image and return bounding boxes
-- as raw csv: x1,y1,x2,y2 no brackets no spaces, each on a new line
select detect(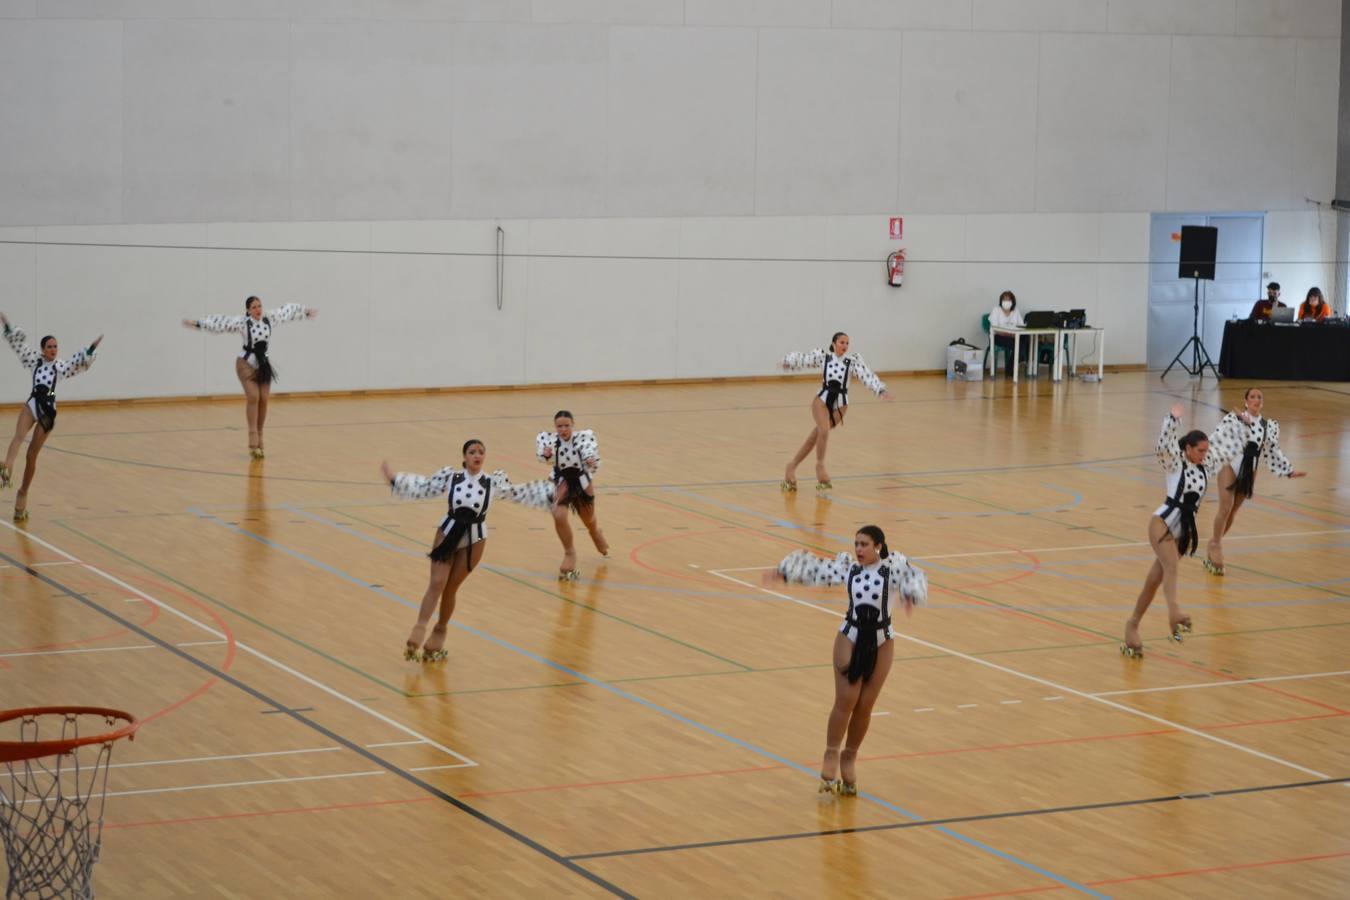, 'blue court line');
190,508,1108,897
